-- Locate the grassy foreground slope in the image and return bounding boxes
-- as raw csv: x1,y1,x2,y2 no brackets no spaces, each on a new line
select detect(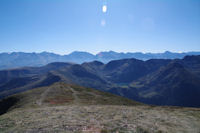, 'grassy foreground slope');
0,82,139,111
0,82,200,133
